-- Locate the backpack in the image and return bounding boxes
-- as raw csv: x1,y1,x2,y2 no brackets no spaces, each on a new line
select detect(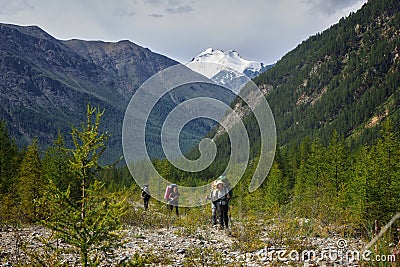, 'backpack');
163,184,177,200
141,186,150,199
220,177,233,199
